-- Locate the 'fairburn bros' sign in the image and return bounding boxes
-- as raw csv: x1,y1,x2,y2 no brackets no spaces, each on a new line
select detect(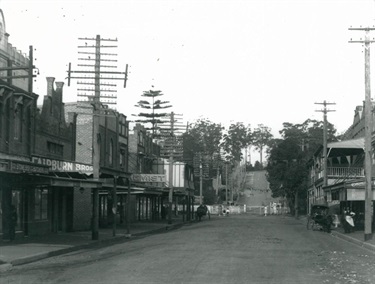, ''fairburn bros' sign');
32,157,93,173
